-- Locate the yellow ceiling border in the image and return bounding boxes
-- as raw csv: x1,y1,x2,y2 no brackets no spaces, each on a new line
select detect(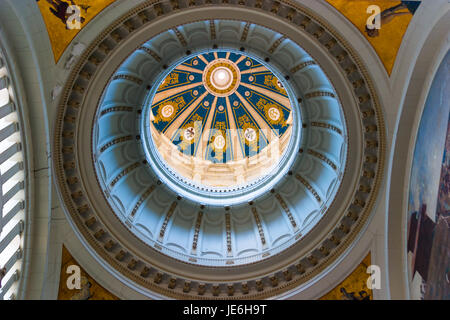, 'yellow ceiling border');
36,0,118,63
325,0,421,75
